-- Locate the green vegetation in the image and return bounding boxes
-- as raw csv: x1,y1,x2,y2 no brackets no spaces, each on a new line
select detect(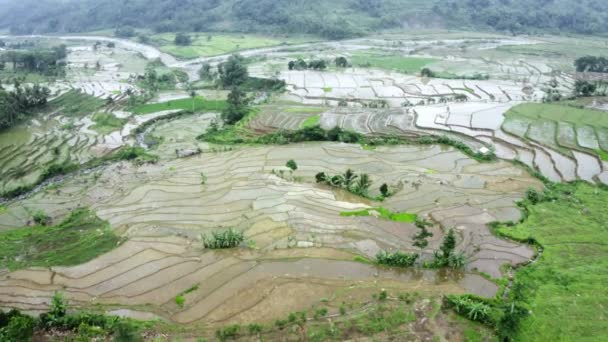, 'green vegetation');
0,208,120,271
352,52,437,74
375,250,419,267
286,159,298,171
0,44,67,76
47,90,105,117
300,115,320,129
201,228,245,249
154,33,306,58
316,169,375,198
0,292,148,341
129,97,226,115
91,112,128,135
426,228,466,269
437,0,608,35
340,207,417,223
201,124,495,163
222,87,250,124
503,103,608,158
493,182,608,340
0,83,50,130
